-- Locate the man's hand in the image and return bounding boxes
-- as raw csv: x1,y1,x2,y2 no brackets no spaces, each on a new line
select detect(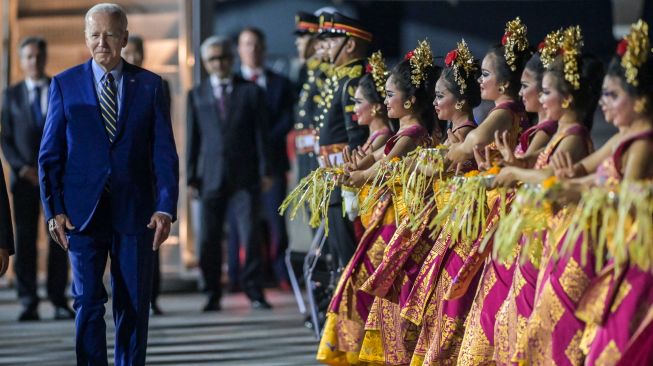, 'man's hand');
188,184,200,199
19,166,39,186
261,176,274,192
147,212,172,251
0,248,9,277
48,214,75,251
